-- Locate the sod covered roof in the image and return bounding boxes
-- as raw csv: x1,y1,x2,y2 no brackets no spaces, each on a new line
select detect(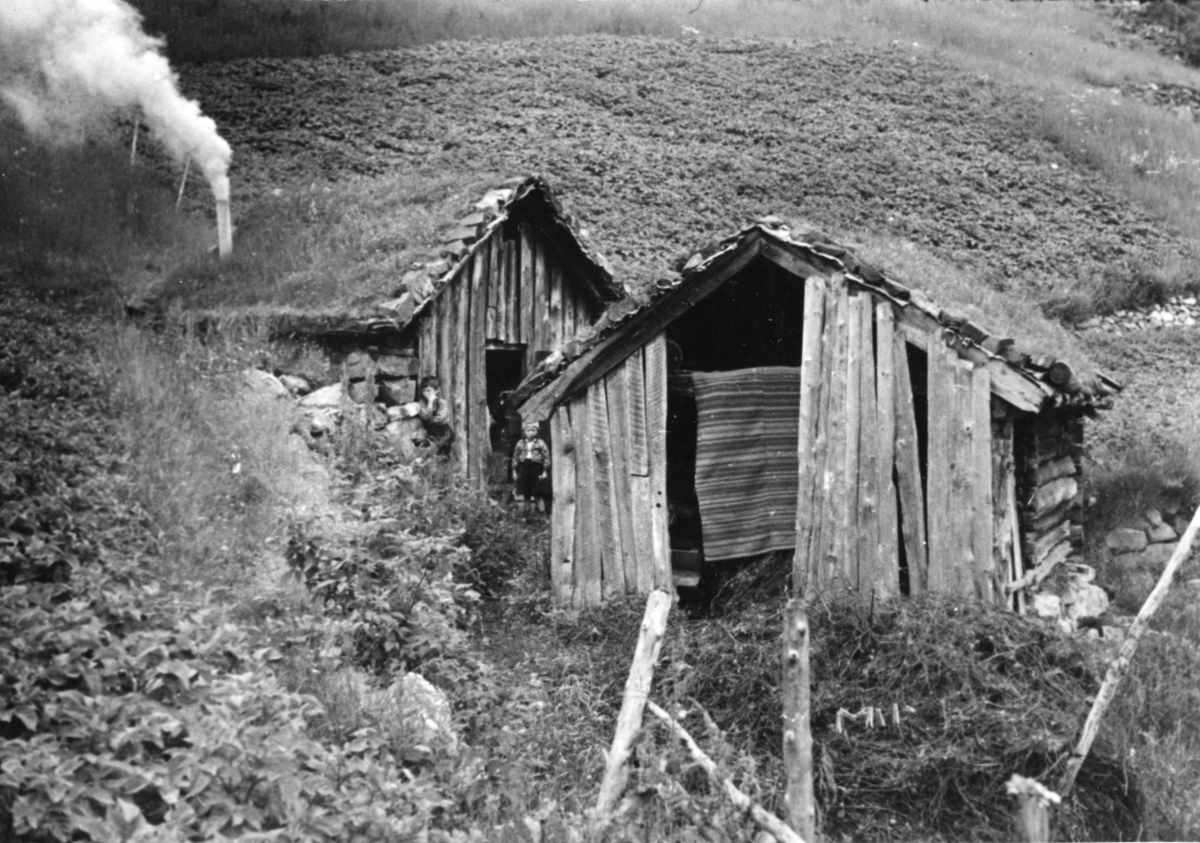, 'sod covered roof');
514,217,1121,421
